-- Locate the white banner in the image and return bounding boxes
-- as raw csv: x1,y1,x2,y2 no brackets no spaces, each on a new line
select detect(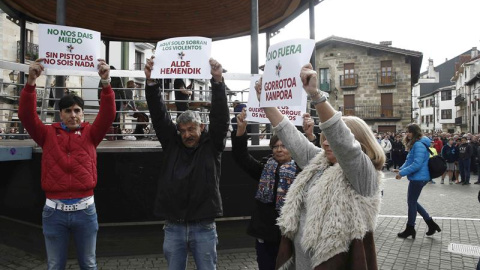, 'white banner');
260,39,315,107
39,24,101,72
152,36,212,79
247,75,307,126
